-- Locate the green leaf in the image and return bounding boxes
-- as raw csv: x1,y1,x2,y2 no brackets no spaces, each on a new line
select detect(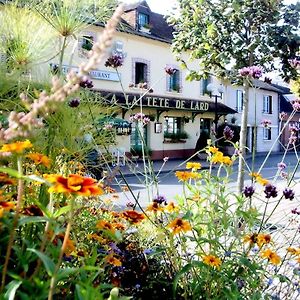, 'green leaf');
18,216,50,226
173,263,193,296
53,205,72,218
0,167,21,179
4,280,22,300
57,267,79,281
27,248,55,276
